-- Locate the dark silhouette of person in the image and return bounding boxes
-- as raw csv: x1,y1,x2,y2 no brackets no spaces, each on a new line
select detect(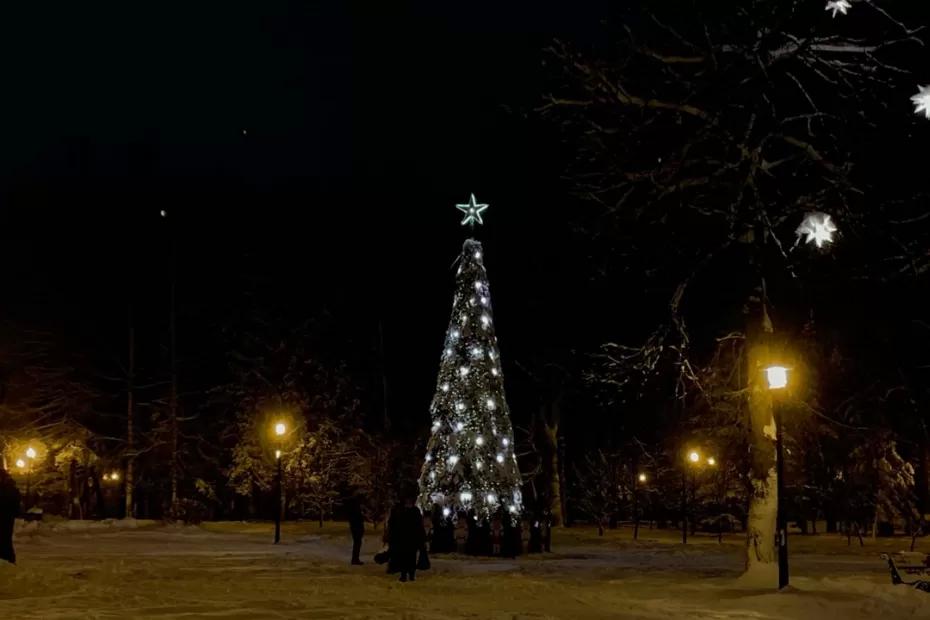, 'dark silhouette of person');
347,496,365,565
387,491,424,582
0,468,22,564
